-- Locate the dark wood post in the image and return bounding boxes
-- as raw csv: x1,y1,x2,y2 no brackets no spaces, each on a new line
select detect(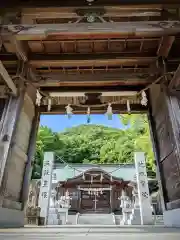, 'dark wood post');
21,108,40,210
